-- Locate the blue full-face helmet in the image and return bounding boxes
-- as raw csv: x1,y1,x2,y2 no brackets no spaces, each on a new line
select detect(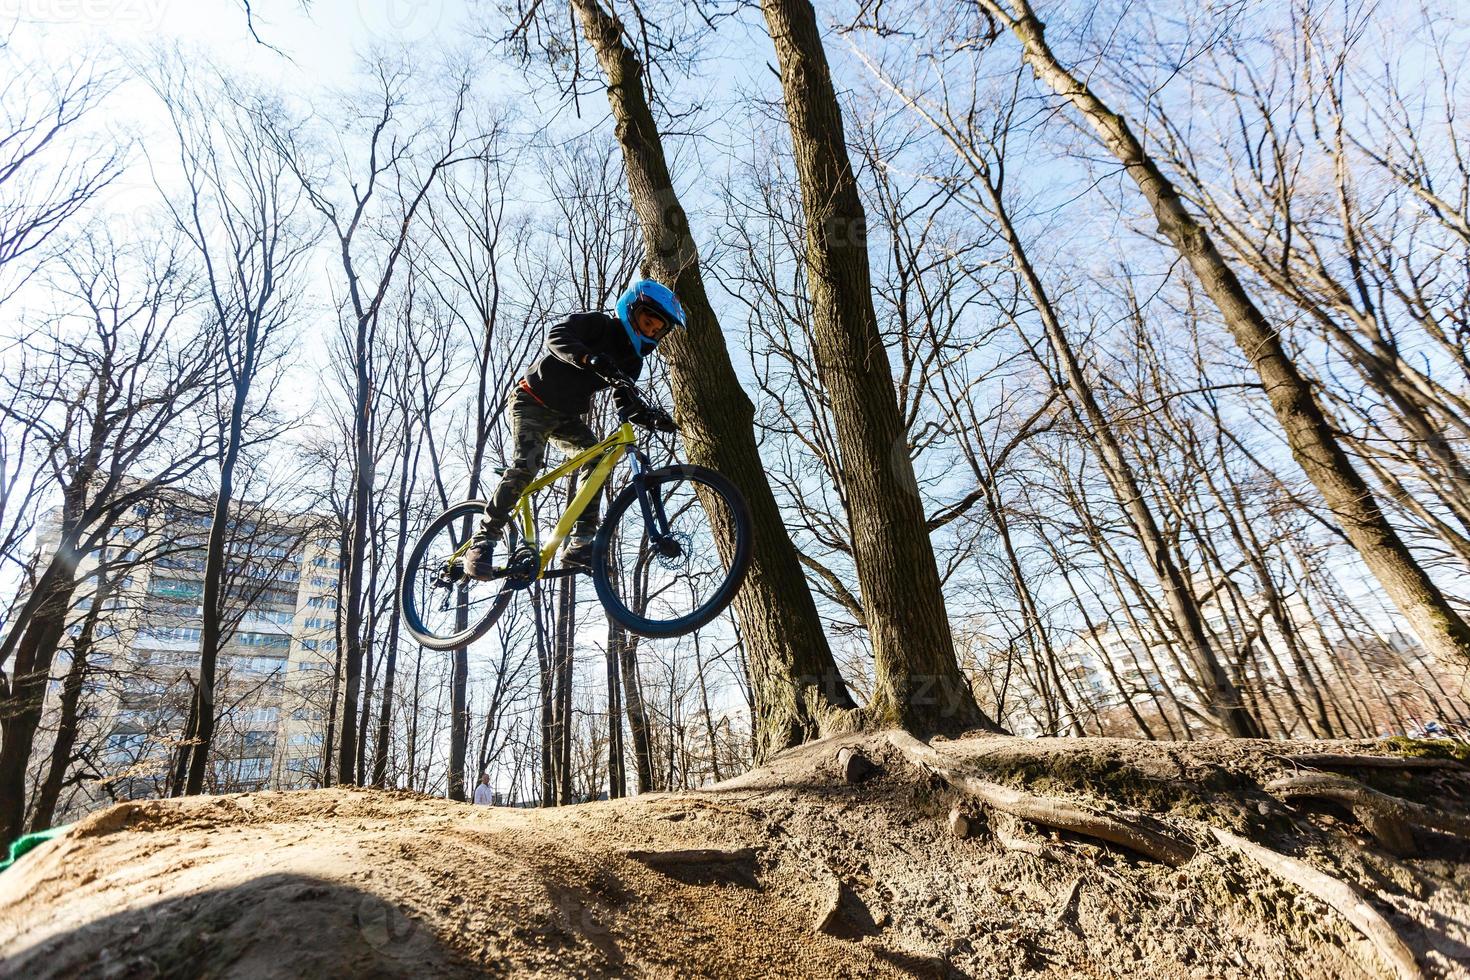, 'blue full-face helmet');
616,279,686,357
